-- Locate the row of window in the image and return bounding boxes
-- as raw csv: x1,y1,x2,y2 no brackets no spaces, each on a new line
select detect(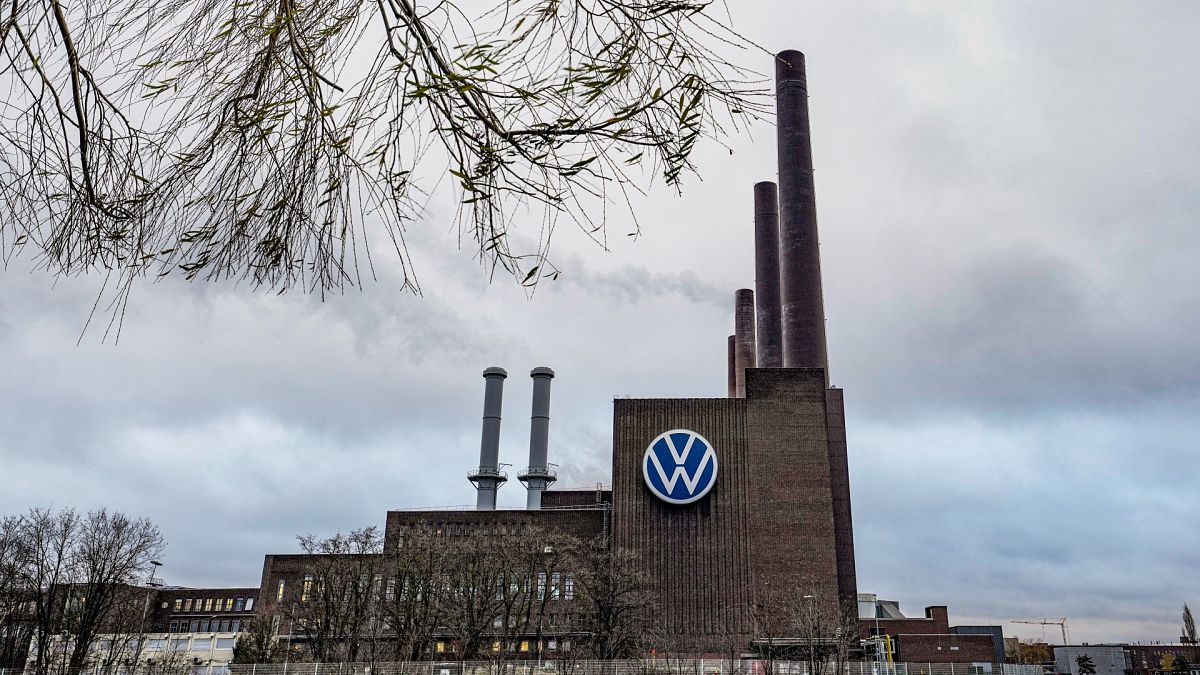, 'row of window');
392,522,532,547
276,572,575,604
172,597,254,614
146,637,238,651
90,637,237,652
167,619,243,634
433,638,571,654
